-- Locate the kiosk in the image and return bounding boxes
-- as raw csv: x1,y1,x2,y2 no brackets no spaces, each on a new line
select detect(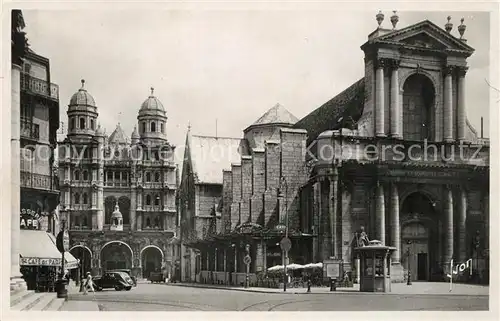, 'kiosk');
355,240,396,293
